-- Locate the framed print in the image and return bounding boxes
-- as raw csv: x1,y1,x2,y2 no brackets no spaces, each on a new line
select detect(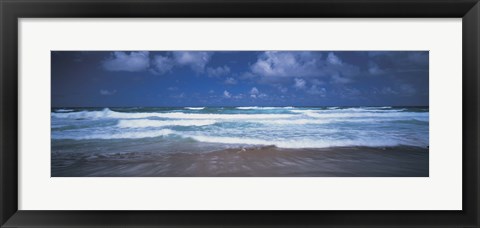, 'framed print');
1,0,479,227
